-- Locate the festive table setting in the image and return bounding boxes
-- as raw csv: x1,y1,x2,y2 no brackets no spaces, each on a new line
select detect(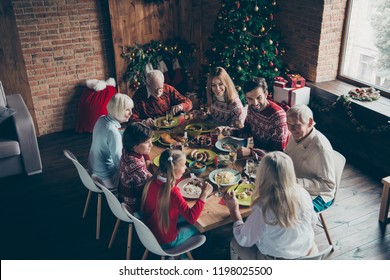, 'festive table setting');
148,111,259,233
